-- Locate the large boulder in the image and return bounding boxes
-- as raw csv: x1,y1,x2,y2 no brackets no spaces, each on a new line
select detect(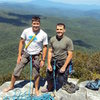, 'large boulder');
0,78,100,100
